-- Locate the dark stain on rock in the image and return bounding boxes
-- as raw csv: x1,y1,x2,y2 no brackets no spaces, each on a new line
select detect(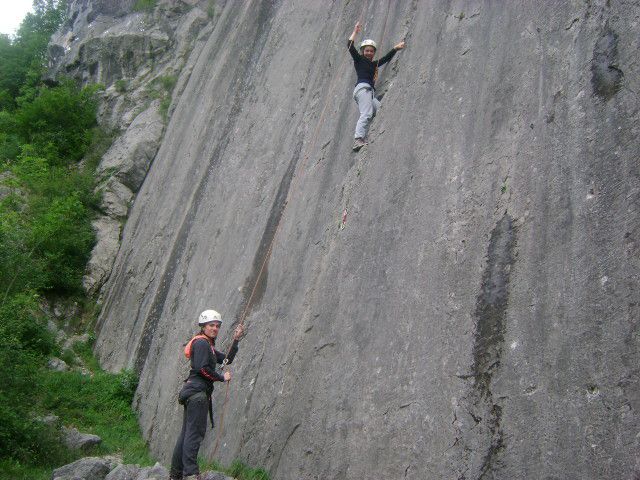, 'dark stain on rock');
471,213,516,478
472,213,516,396
591,27,624,101
235,137,303,322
